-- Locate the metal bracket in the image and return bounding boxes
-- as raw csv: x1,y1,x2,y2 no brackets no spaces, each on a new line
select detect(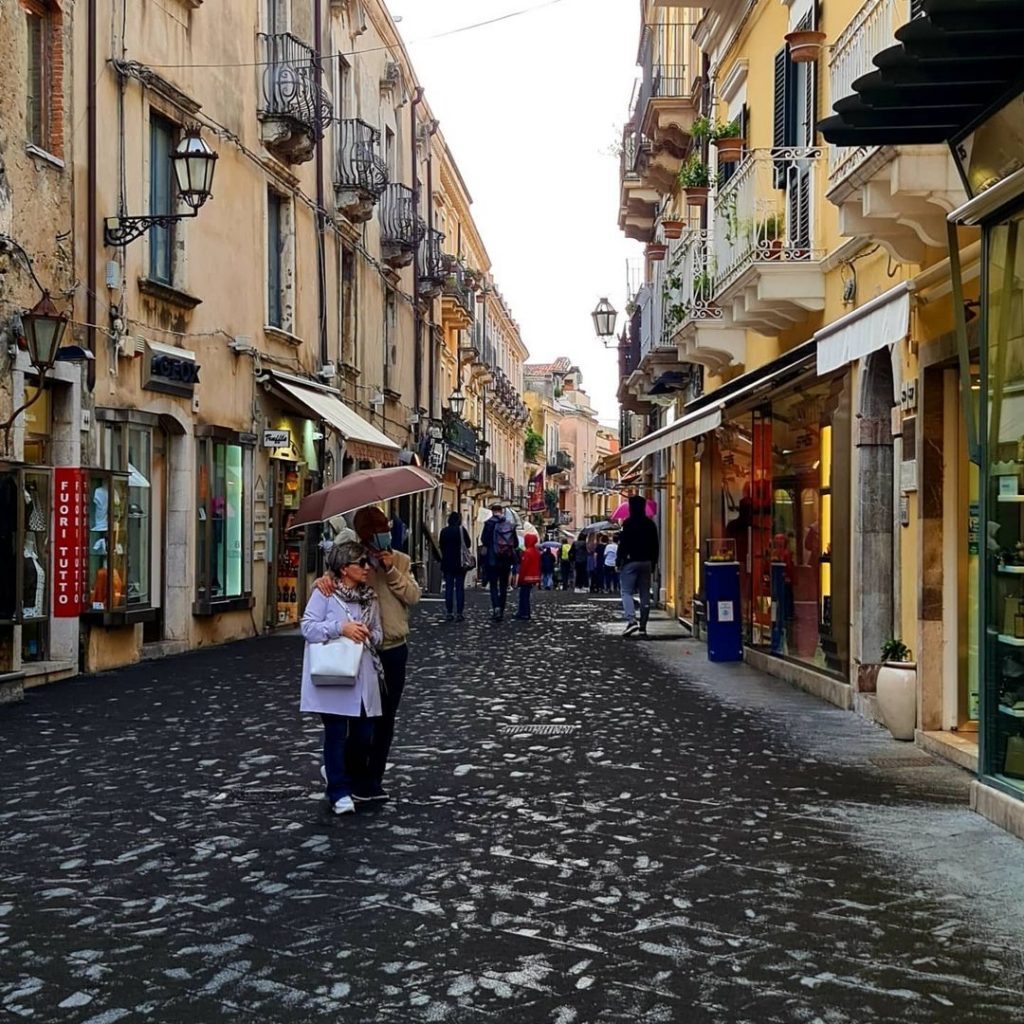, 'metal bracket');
103,211,197,248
